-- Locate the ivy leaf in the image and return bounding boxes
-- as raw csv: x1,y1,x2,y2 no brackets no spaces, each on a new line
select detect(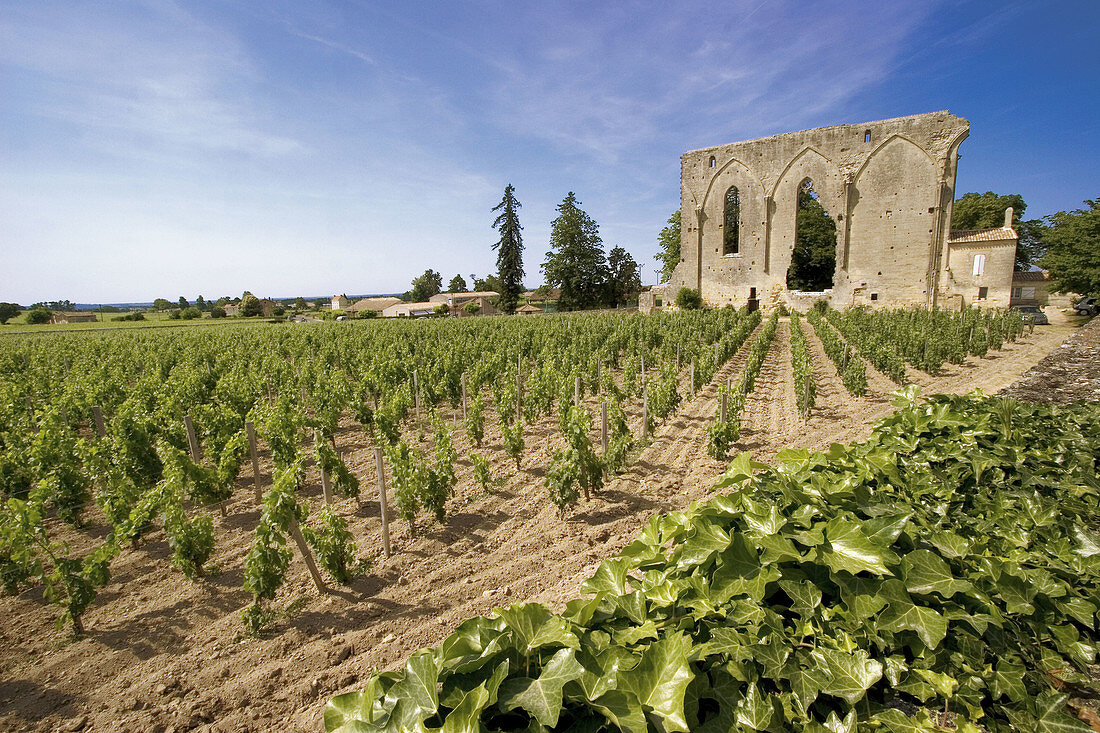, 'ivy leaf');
714,452,767,489
779,579,822,617
788,666,824,718
742,499,785,537
824,710,857,733
582,559,631,596
678,518,732,567
1073,527,1100,557
575,645,637,701
751,636,791,679
386,650,442,731
1035,692,1092,732
735,684,773,730
618,632,695,732
440,682,491,733
497,647,583,727
324,676,389,732
811,647,883,705
590,689,648,733
820,517,893,576
874,708,938,732
926,531,969,560
878,601,948,648
498,603,579,656
991,660,1027,702
901,550,972,597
